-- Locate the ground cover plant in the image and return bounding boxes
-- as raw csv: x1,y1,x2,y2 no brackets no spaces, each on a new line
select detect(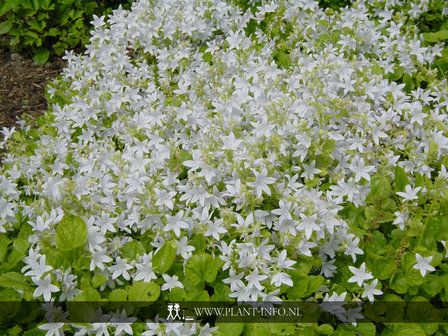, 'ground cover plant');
0,0,133,64
1,0,448,335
